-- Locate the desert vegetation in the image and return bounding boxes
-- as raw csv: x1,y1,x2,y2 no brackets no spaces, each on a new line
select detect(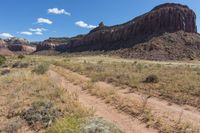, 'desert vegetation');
0,55,126,133
0,55,6,65
53,64,199,133
1,55,200,133
53,55,200,109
